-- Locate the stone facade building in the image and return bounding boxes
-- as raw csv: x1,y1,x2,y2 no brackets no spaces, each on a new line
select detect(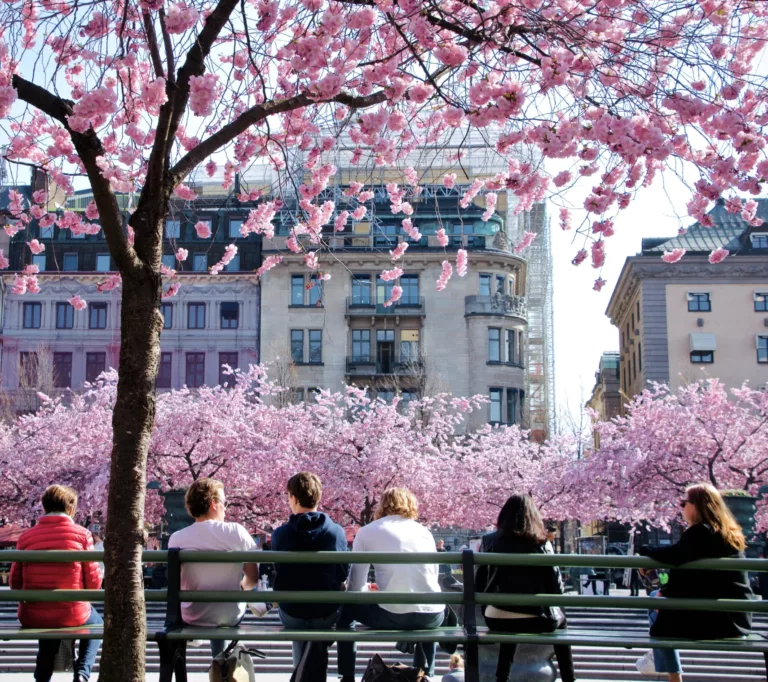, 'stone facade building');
606,198,768,406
